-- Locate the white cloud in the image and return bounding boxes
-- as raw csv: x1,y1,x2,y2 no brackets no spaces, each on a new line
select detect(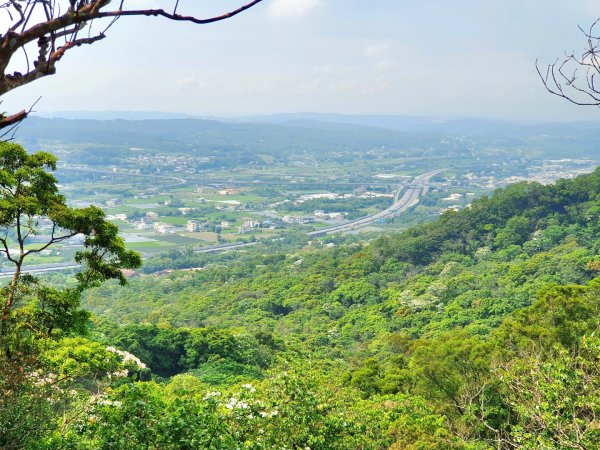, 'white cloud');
365,44,388,59
268,0,322,19
175,76,197,87
364,43,399,73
